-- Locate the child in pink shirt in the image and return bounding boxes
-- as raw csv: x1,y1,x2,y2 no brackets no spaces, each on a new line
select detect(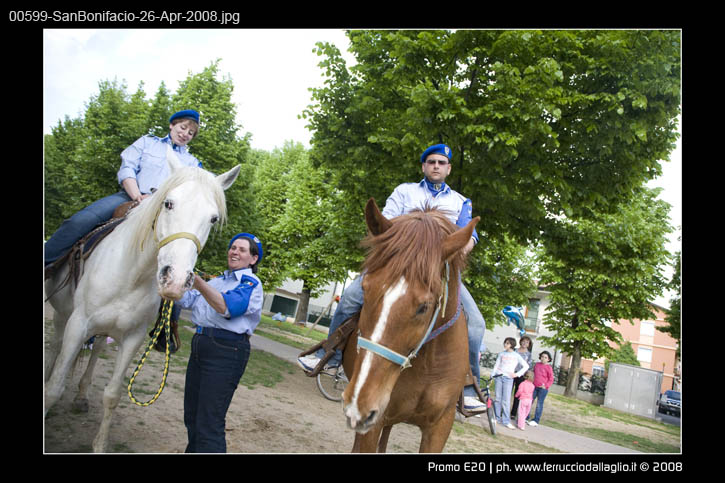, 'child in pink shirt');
514,371,535,430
